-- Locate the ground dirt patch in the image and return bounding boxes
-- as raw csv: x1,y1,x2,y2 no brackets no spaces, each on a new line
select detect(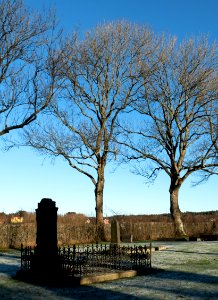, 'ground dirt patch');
0,241,217,299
